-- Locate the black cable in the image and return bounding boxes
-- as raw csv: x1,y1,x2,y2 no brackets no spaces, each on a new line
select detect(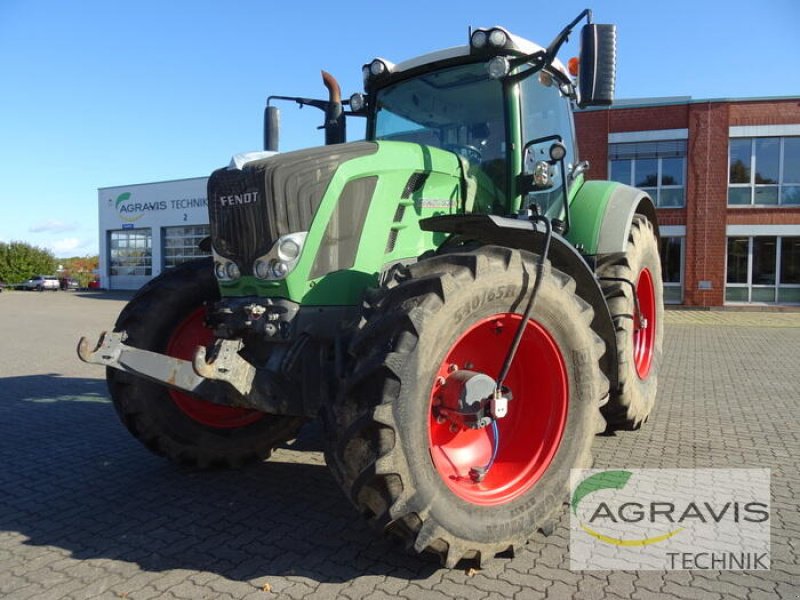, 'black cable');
496,215,553,391
469,216,552,485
